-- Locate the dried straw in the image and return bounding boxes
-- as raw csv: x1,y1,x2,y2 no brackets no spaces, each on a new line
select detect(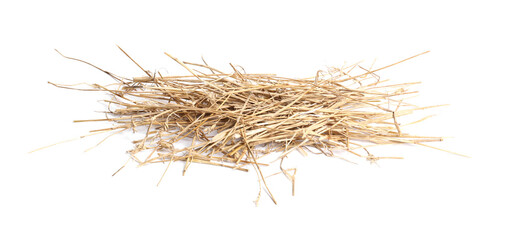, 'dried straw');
49,48,449,205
